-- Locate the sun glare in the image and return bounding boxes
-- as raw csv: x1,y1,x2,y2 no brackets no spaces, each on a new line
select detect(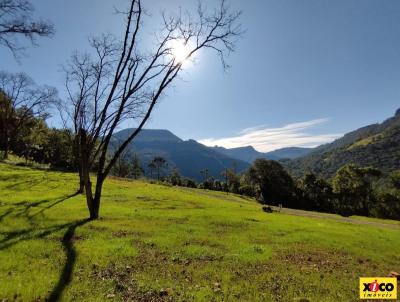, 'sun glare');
170,40,193,64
